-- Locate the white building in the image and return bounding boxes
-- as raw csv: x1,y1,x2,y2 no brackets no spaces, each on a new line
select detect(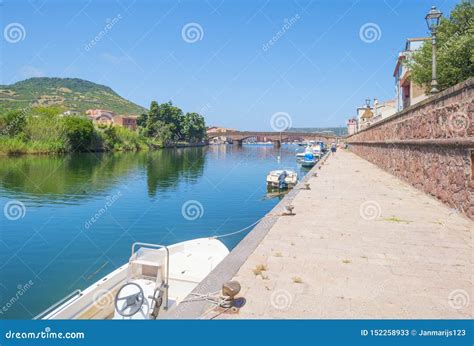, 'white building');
371,98,397,123
393,38,430,112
